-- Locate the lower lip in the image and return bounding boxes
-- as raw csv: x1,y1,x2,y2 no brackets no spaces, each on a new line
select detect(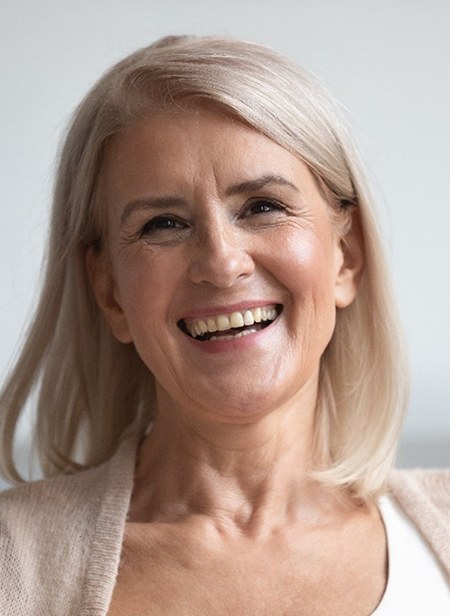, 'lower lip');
184,316,281,354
